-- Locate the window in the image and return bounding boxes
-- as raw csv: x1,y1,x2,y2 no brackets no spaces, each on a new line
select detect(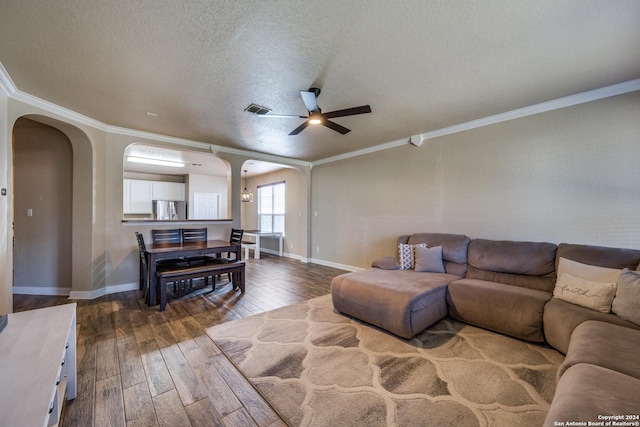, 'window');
258,182,285,233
